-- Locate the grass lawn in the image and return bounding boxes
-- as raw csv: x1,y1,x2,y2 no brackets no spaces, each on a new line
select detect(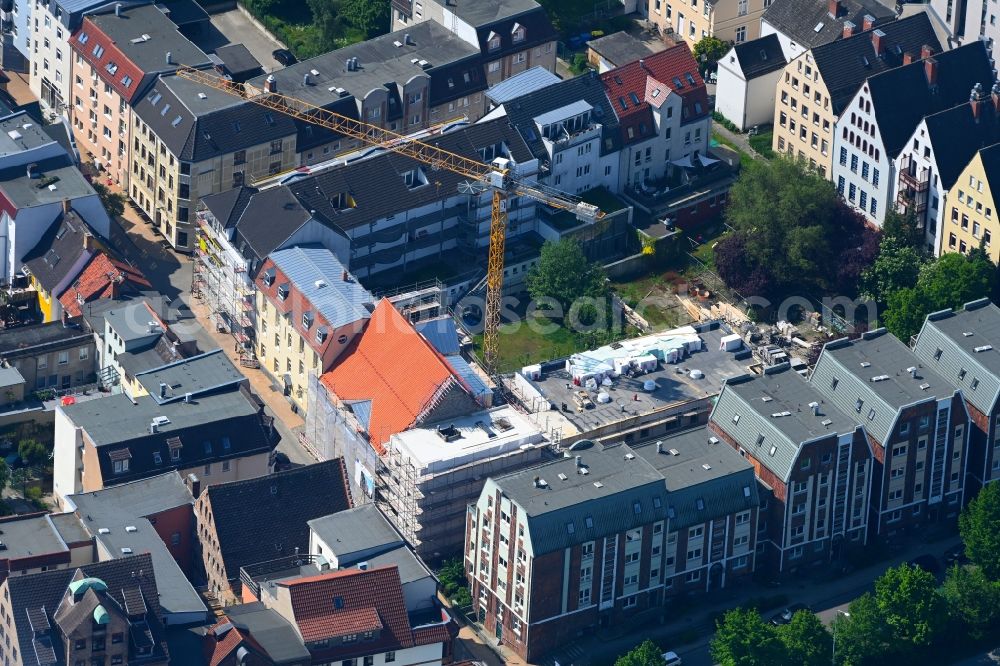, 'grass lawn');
748,130,775,159
612,273,689,330
711,132,754,168
472,313,603,372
